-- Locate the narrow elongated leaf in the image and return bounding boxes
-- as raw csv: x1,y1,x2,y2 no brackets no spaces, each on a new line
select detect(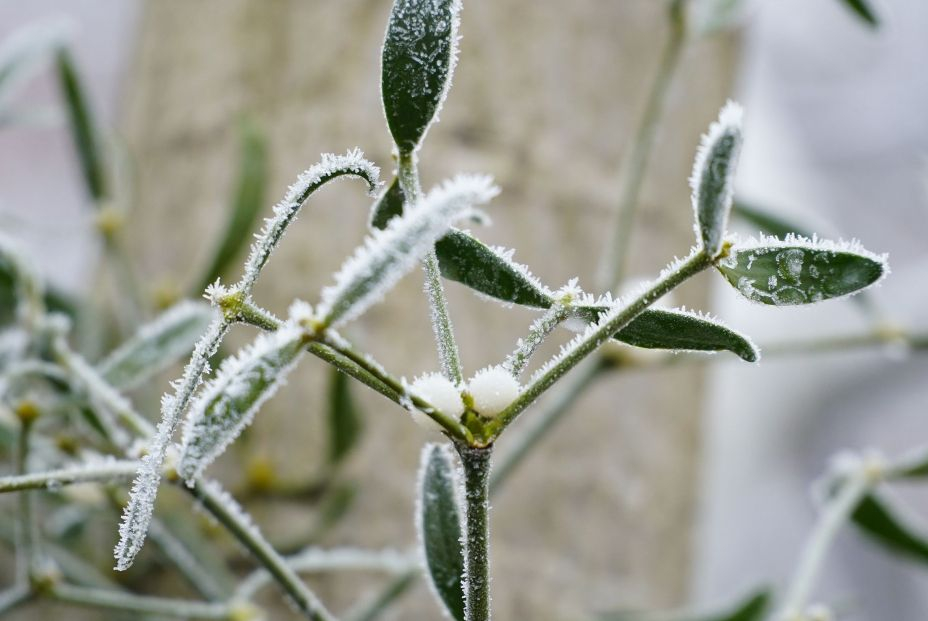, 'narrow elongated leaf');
691,102,743,257
318,175,498,327
197,119,269,292
716,235,887,306
416,443,465,621
97,301,215,390
599,589,770,621
732,200,814,240
56,48,107,201
840,0,879,27
178,324,307,482
369,175,406,230
891,447,928,479
381,0,461,152
435,229,553,308
578,306,759,362
849,492,928,566
327,368,363,467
